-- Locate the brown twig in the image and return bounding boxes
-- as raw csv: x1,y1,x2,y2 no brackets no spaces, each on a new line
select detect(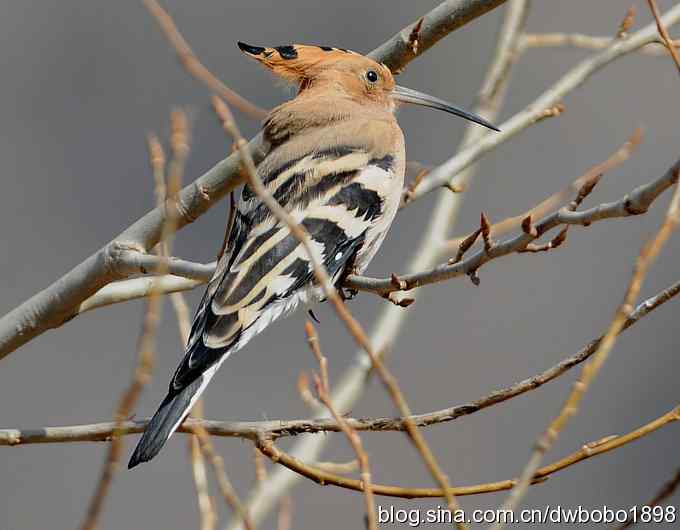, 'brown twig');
410,7,680,201
449,228,482,264
304,321,377,530
142,0,267,120
4,276,678,447
445,127,641,263
518,33,680,55
79,115,187,530
254,404,680,498
617,6,636,39
646,0,680,74
296,371,322,409
74,137,665,308
218,191,237,261
190,430,218,530
313,460,360,474
492,169,680,529
347,155,680,296
276,496,293,530
5,3,679,361
253,446,267,484
403,161,433,204
191,424,256,530
211,84,469,528
160,114,218,530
